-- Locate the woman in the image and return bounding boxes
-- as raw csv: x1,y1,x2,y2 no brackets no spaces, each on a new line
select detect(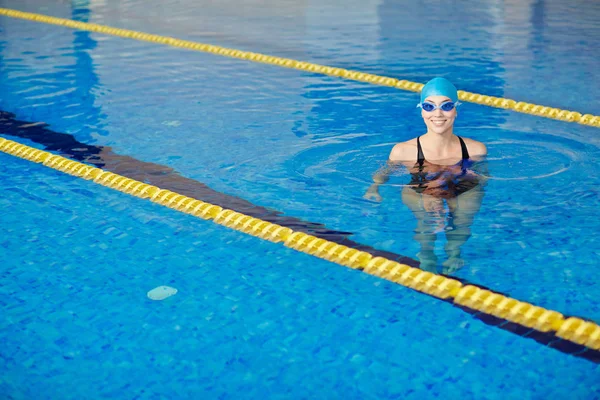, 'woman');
365,77,487,273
